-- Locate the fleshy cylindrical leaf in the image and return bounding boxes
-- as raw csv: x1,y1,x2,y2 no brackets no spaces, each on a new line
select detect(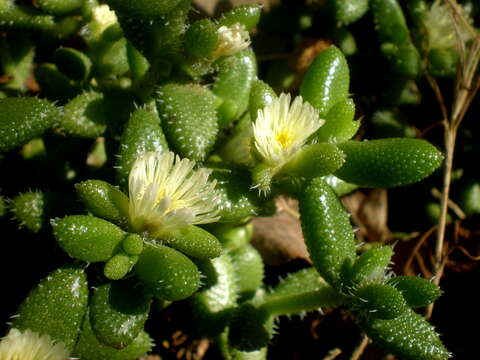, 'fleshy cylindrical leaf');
90,282,150,348
354,283,408,320
300,46,350,117
12,266,88,351
299,178,357,288
52,215,126,262
0,97,58,153
388,276,442,308
75,180,129,227
165,225,222,259
135,243,201,301
335,138,443,187
157,83,218,161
